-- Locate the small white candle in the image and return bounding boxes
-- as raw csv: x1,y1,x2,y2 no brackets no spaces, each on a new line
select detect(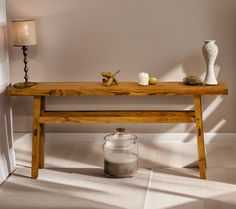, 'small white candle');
138,72,149,86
